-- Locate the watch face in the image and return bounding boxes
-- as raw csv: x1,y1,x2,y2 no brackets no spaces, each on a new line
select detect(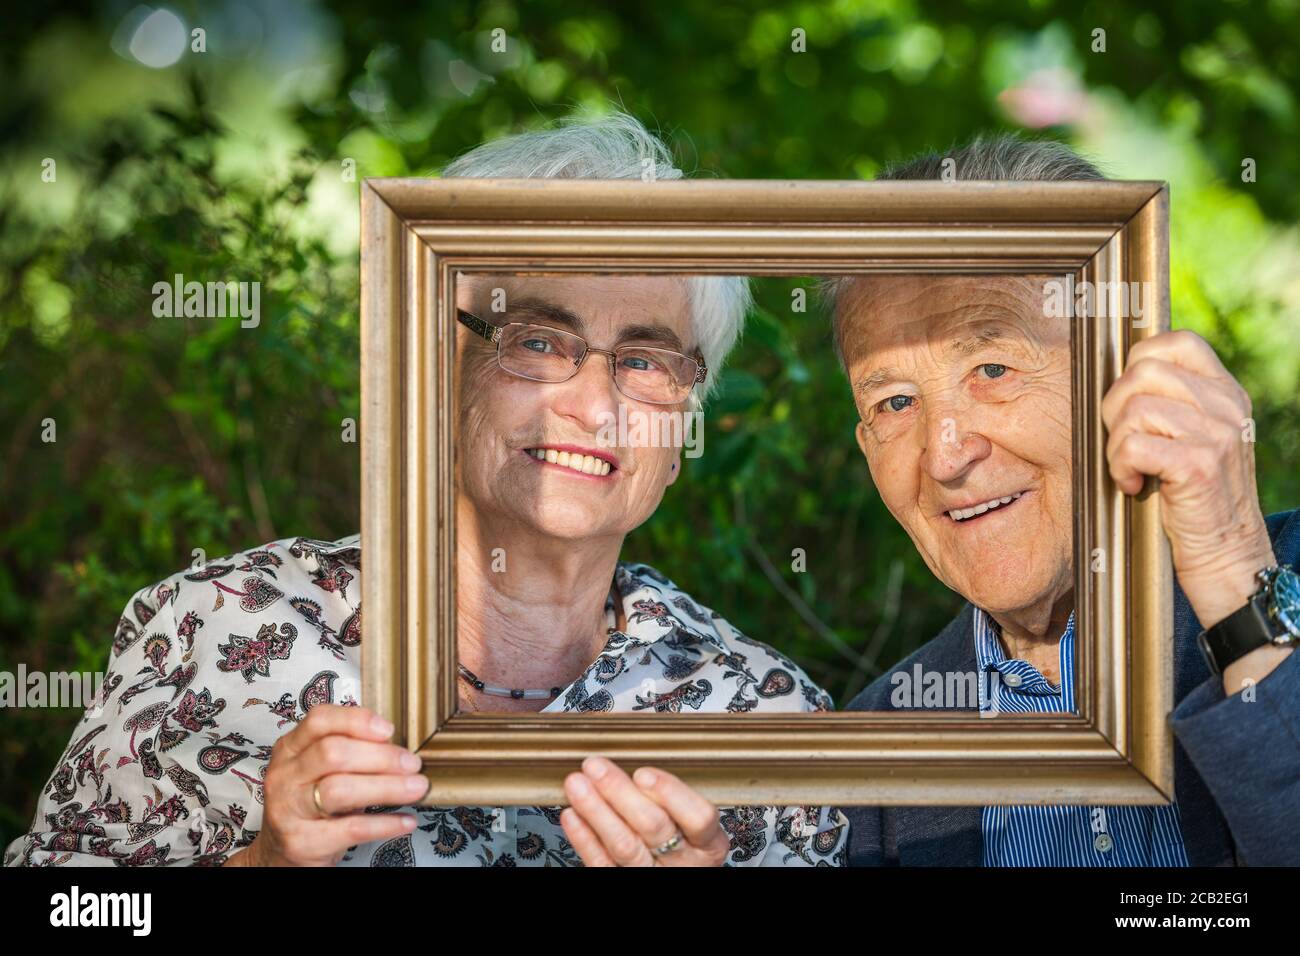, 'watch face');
1271,566,1300,640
